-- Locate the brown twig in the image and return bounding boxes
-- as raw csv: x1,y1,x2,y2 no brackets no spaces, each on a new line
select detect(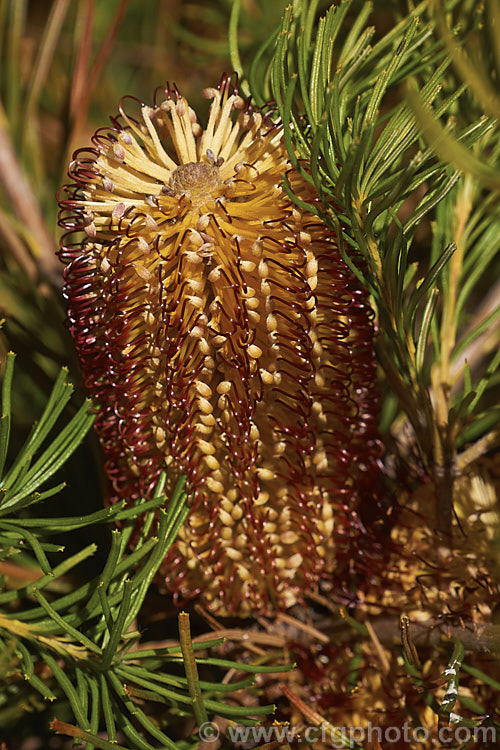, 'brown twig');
179,611,209,728
455,428,500,474
359,617,500,654
195,602,267,655
365,618,391,674
275,611,330,644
